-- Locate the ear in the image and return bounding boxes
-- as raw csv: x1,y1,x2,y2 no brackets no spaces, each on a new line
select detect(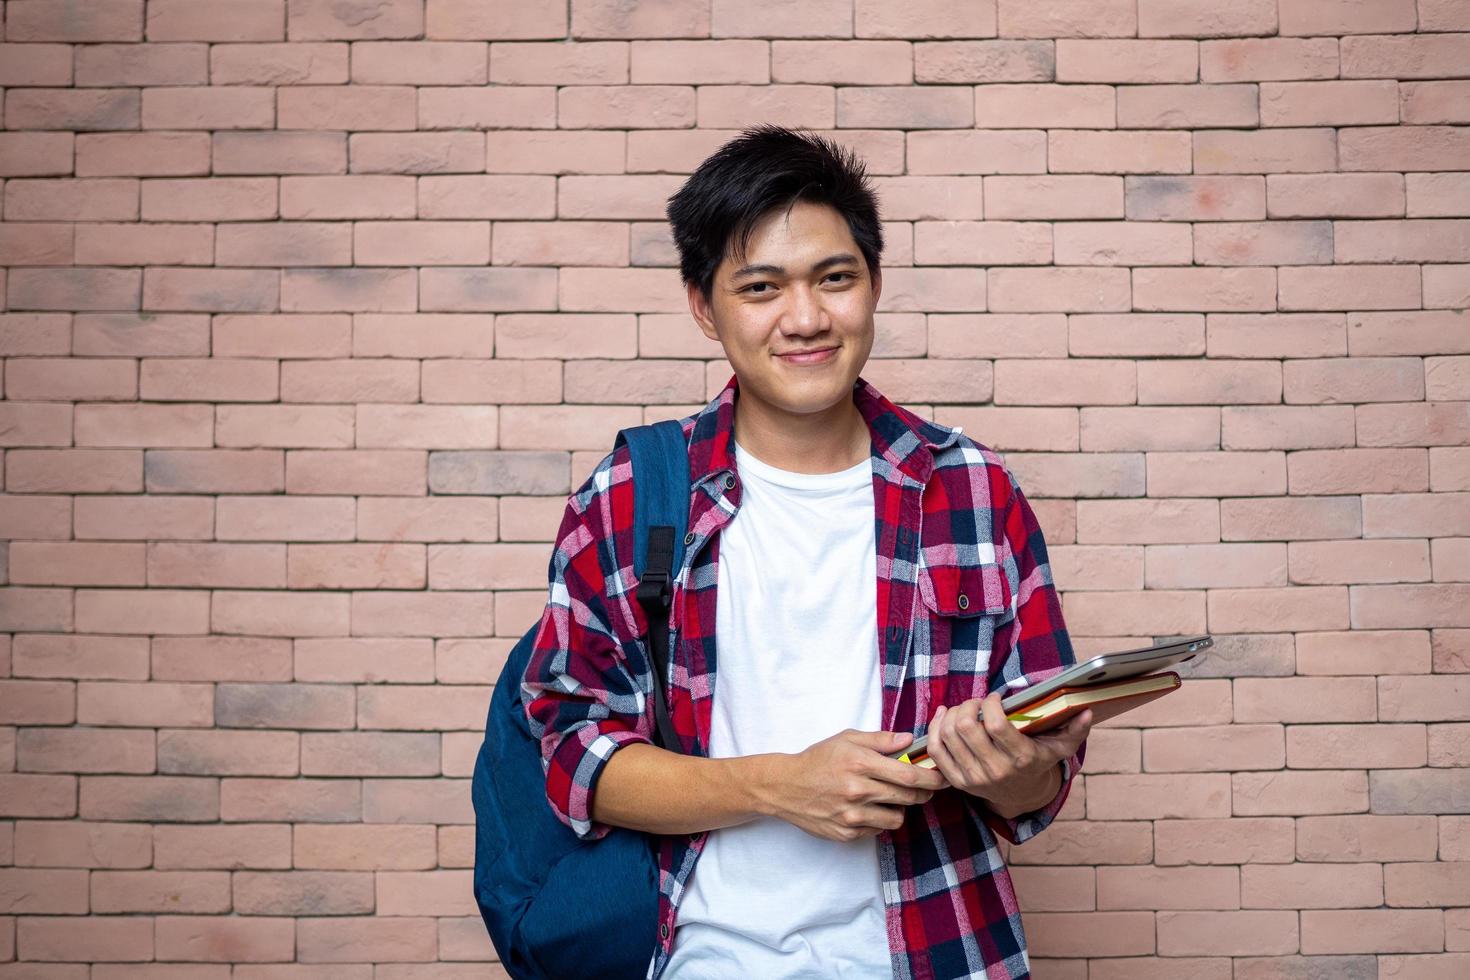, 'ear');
687,280,720,343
